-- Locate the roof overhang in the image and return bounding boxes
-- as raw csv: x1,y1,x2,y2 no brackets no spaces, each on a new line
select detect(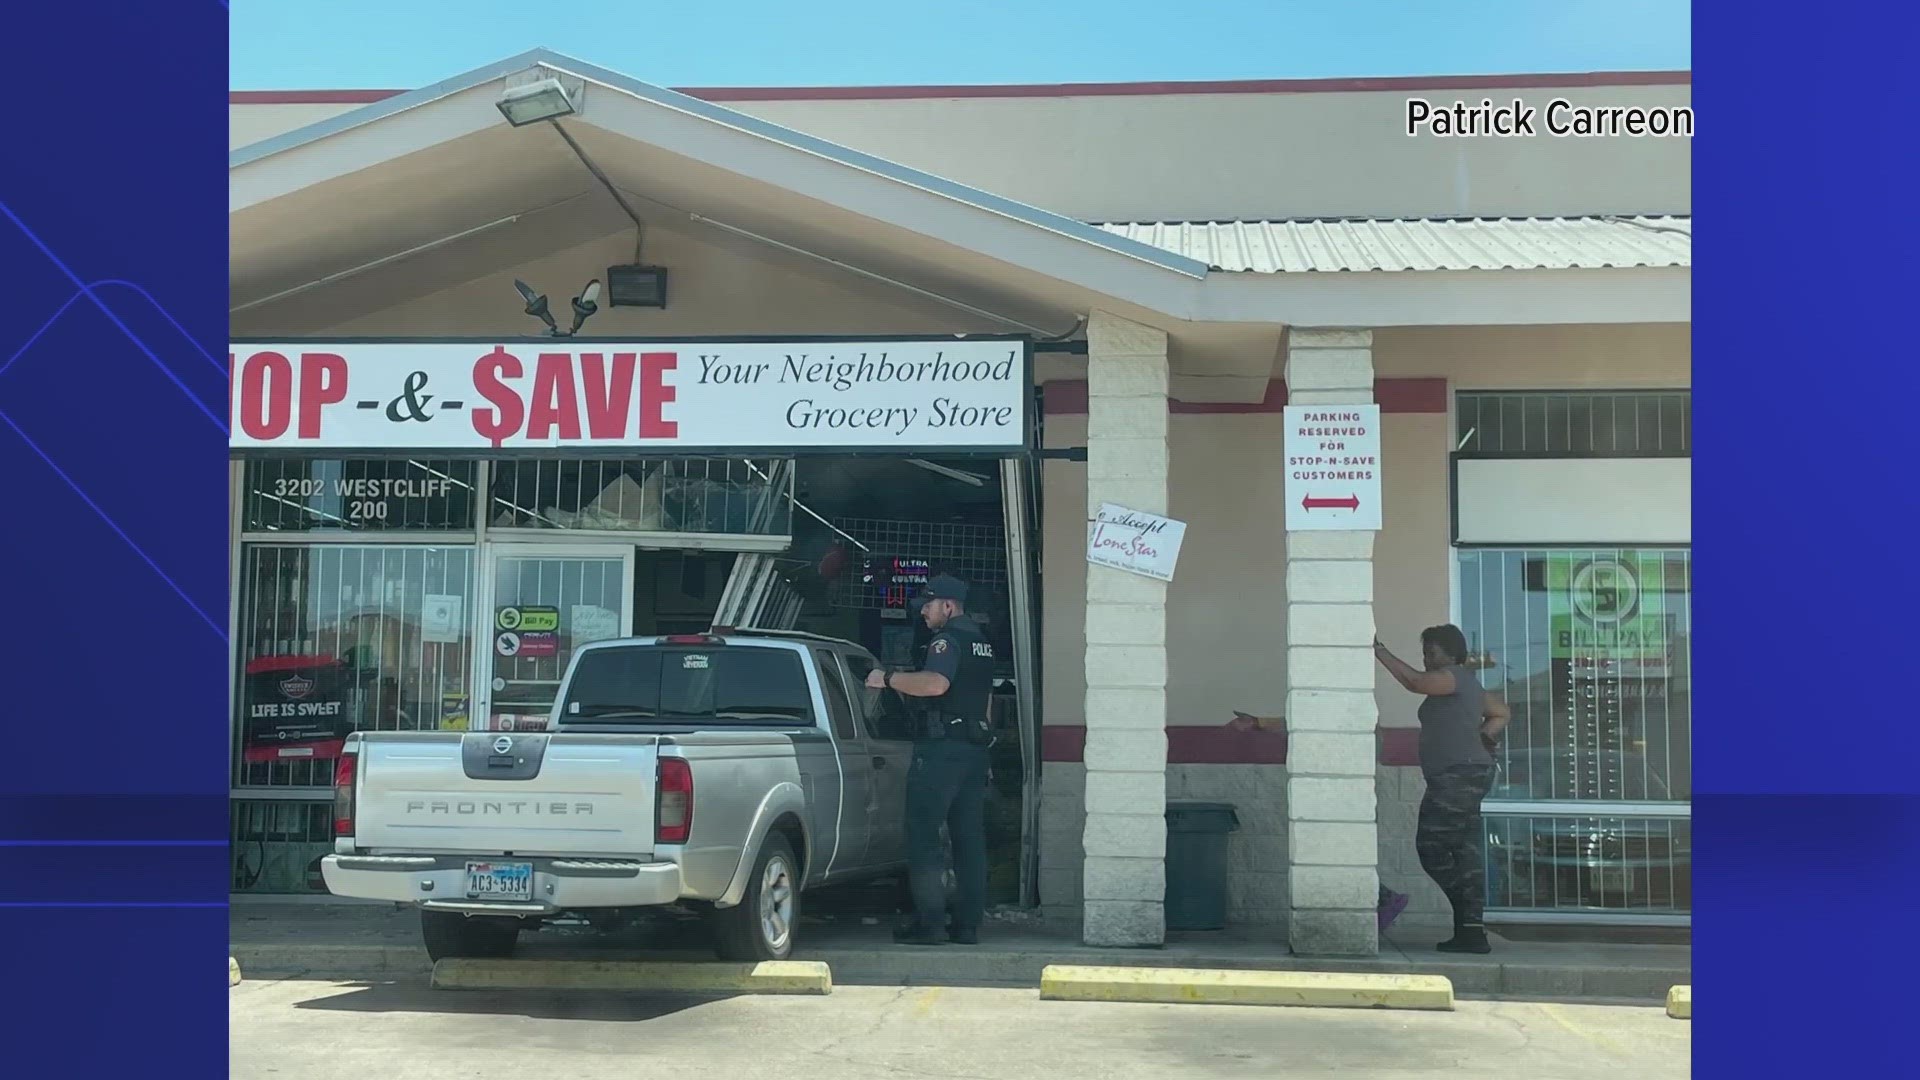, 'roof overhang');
230,48,1689,338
